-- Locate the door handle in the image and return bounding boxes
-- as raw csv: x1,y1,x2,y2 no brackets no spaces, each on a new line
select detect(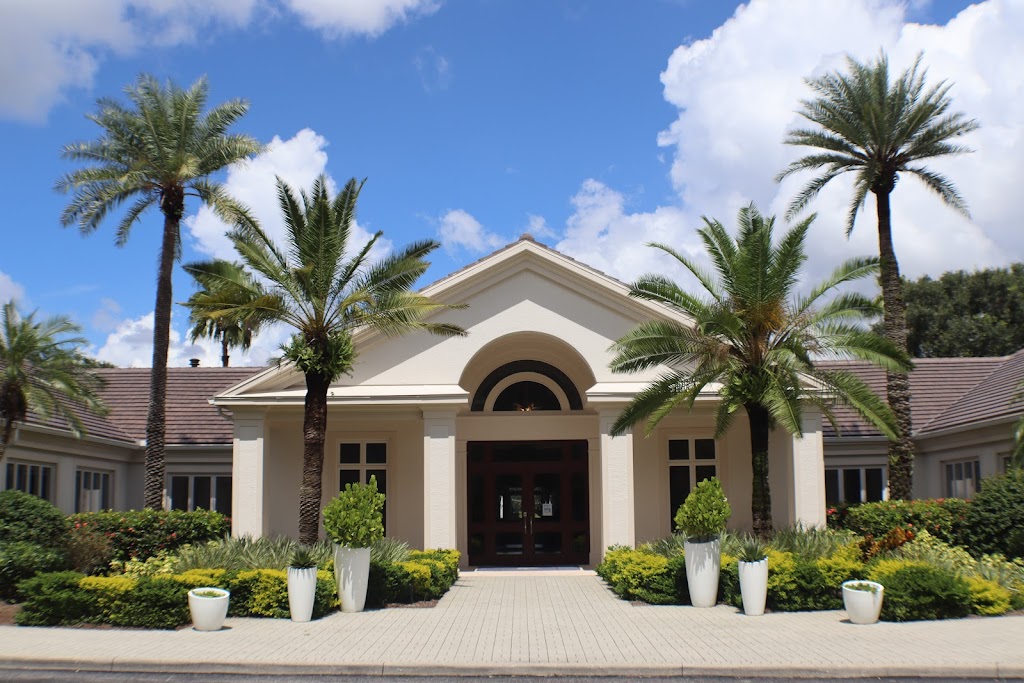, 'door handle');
523,510,528,534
